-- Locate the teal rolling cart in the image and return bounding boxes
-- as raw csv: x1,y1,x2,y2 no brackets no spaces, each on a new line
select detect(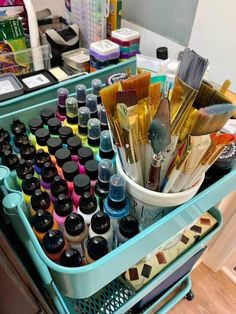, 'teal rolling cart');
0,62,235,313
